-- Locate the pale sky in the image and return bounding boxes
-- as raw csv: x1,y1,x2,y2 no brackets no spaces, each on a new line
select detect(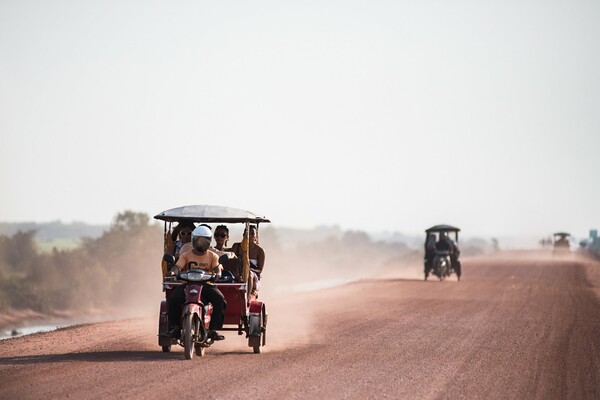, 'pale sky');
1,0,599,238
